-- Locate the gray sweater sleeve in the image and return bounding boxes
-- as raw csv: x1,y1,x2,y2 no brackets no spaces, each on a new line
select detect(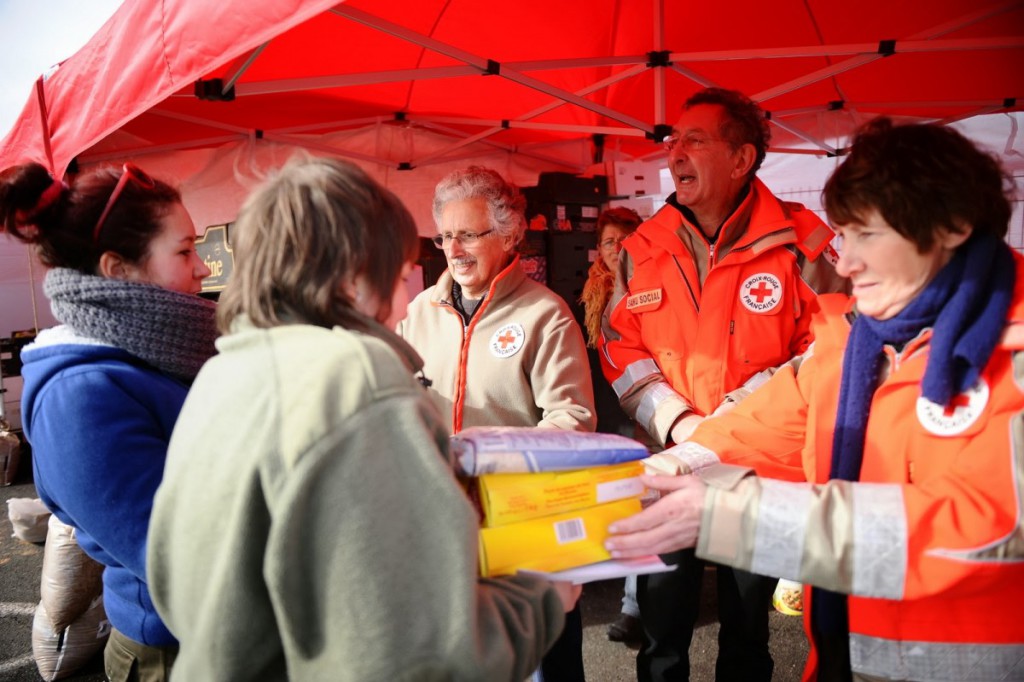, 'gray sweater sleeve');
260,394,566,681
